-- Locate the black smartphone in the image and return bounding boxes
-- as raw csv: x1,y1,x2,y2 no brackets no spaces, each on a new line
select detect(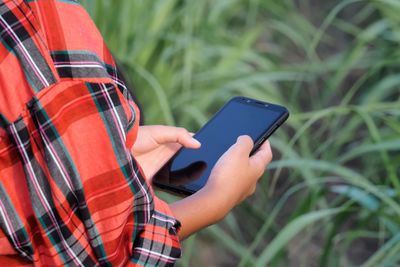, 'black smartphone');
153,96,289,195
